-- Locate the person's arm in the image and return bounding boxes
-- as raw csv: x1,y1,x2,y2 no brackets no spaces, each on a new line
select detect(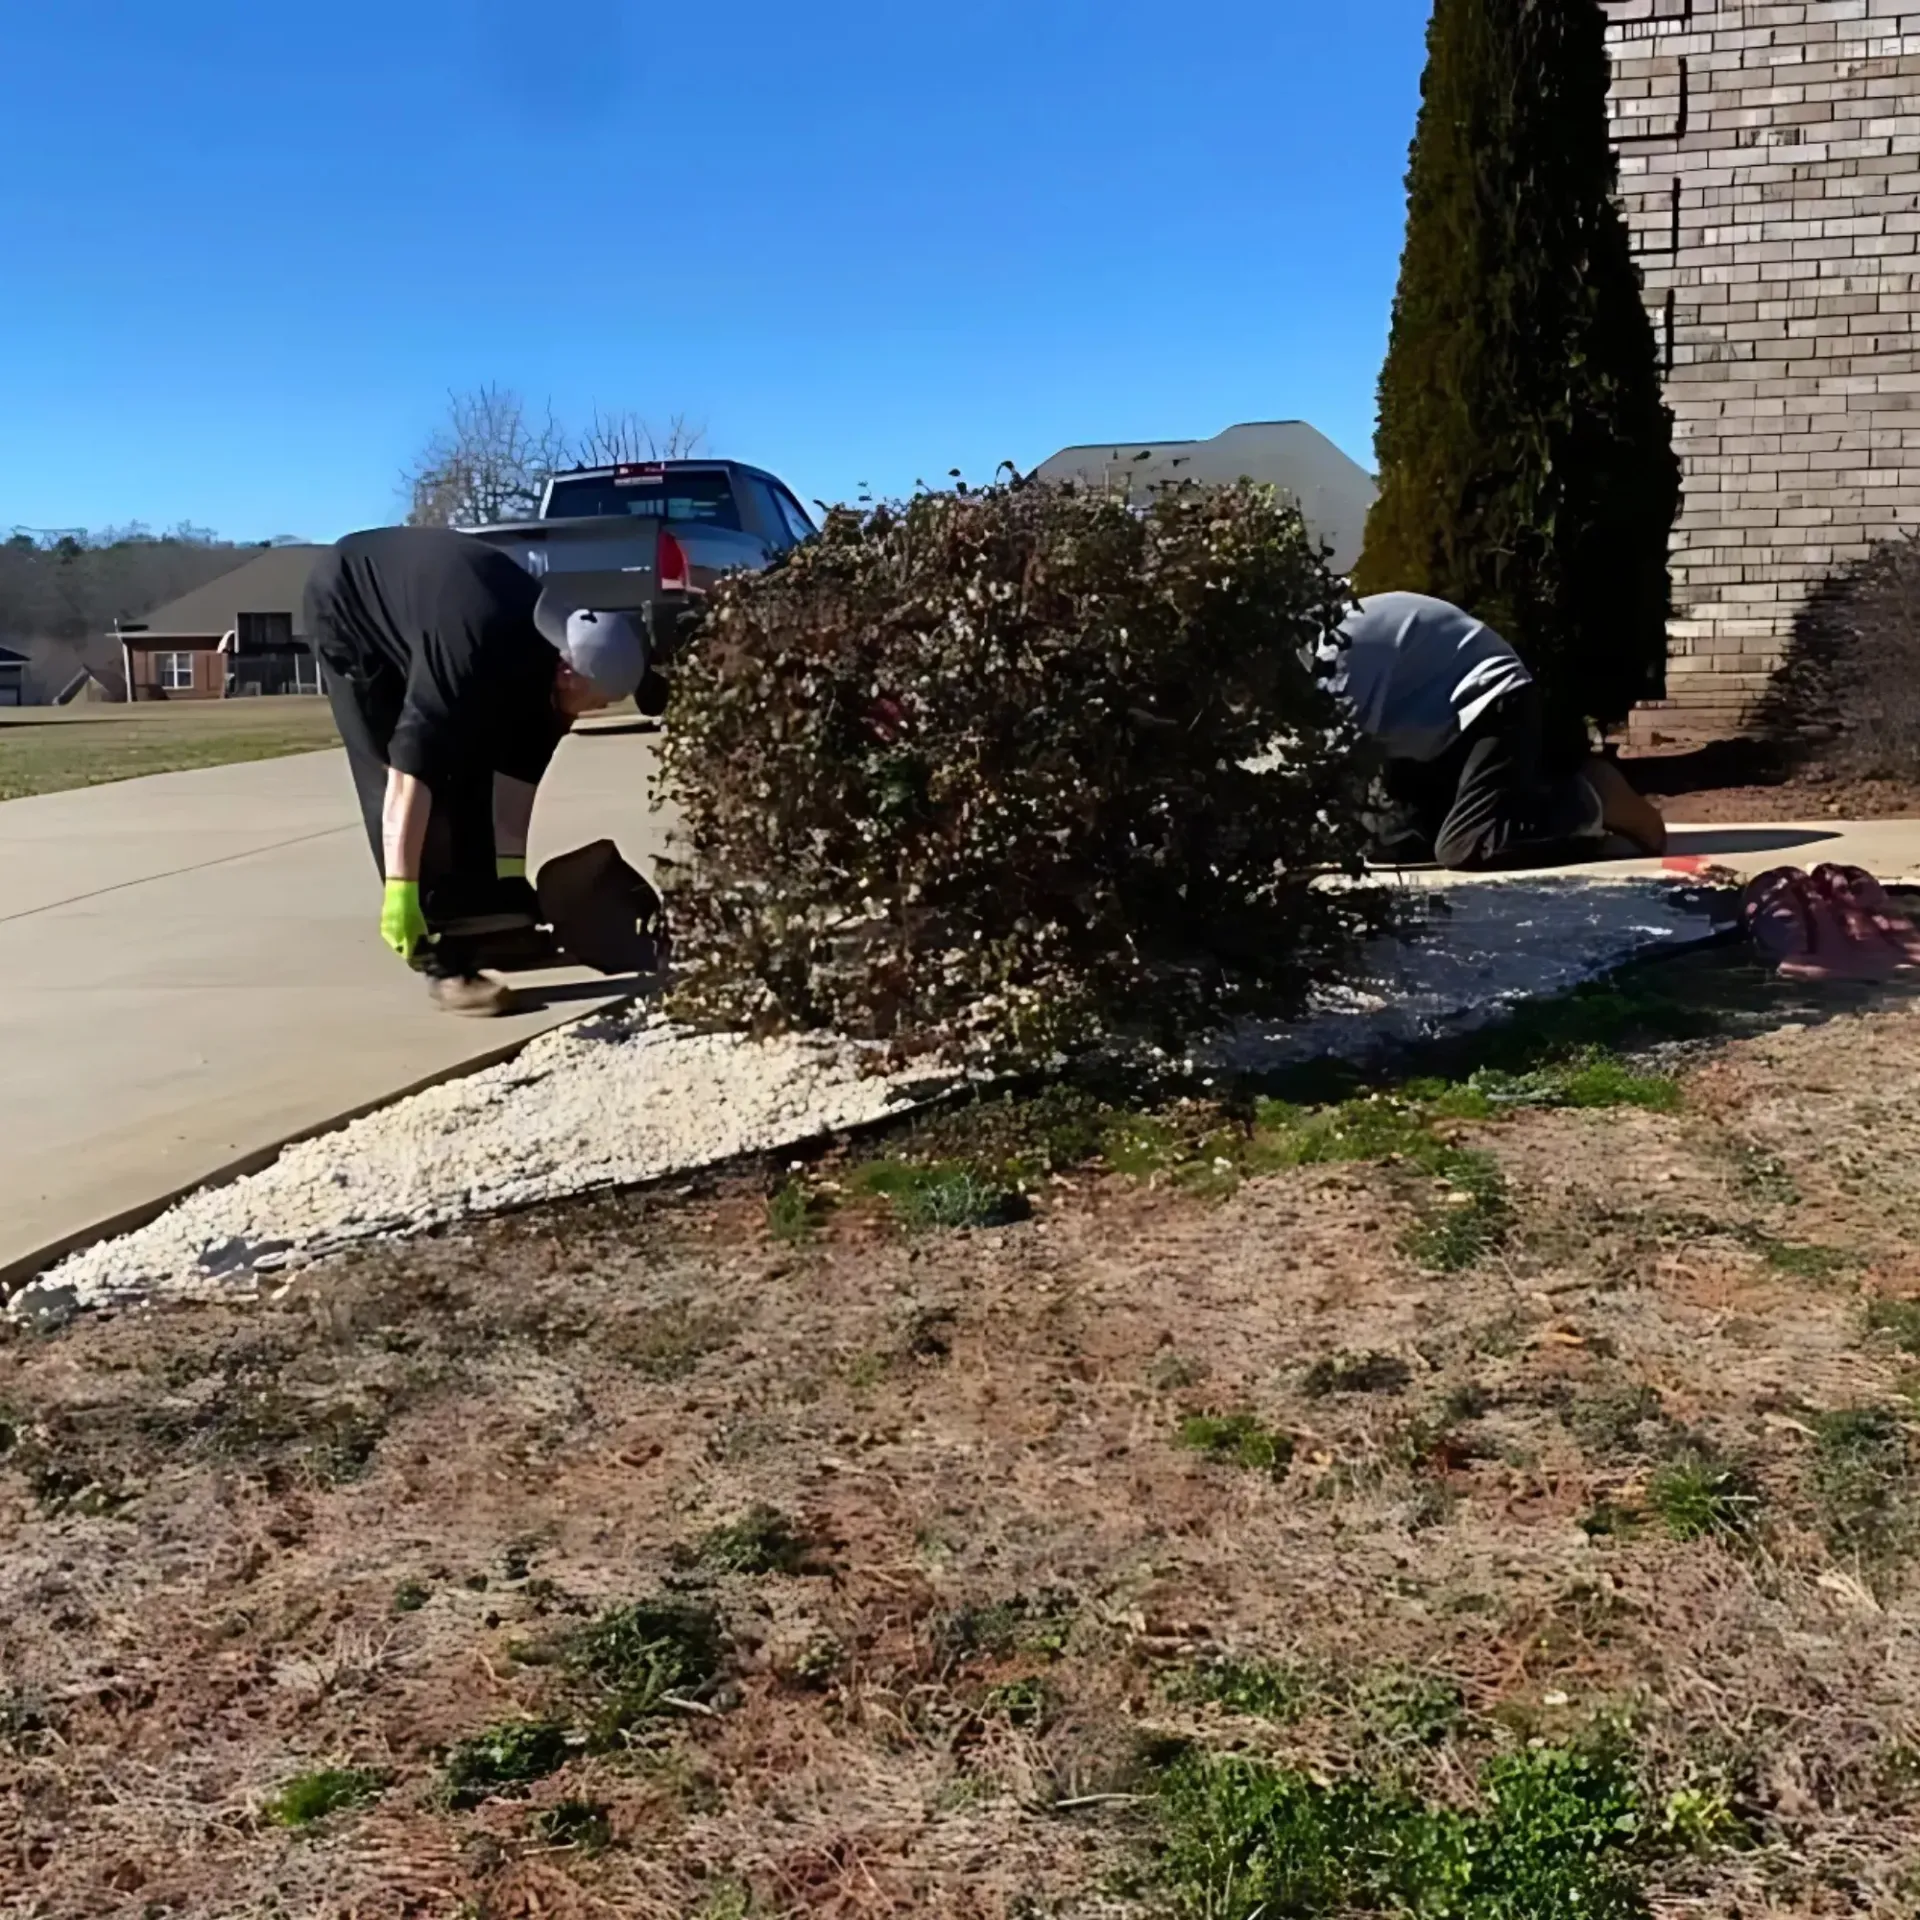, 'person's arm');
378,769,435,962
382,768,433,881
